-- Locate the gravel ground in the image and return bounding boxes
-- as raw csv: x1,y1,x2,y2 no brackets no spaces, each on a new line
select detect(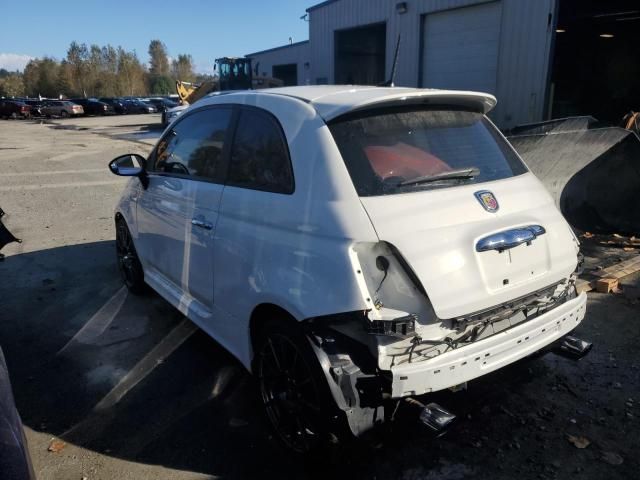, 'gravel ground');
0,115,638,480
